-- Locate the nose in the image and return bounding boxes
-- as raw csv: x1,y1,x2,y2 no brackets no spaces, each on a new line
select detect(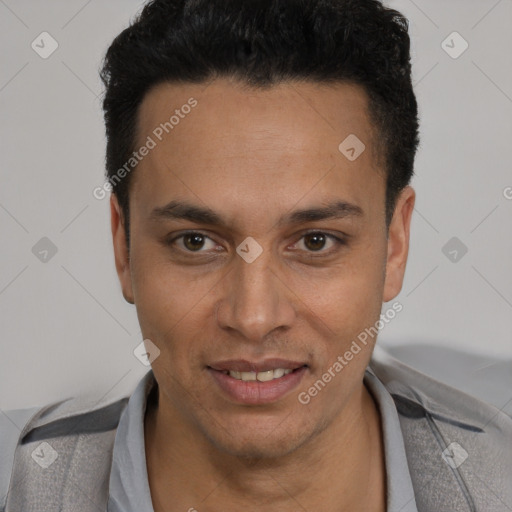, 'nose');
215,247,296,342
